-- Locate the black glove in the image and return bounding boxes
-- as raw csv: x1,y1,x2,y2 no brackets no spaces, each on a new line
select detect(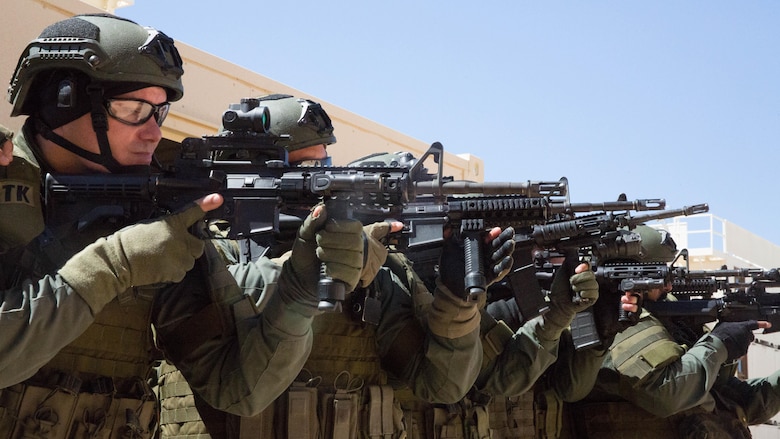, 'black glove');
536,255,599,342
710,320,758,362
438,226,515,300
